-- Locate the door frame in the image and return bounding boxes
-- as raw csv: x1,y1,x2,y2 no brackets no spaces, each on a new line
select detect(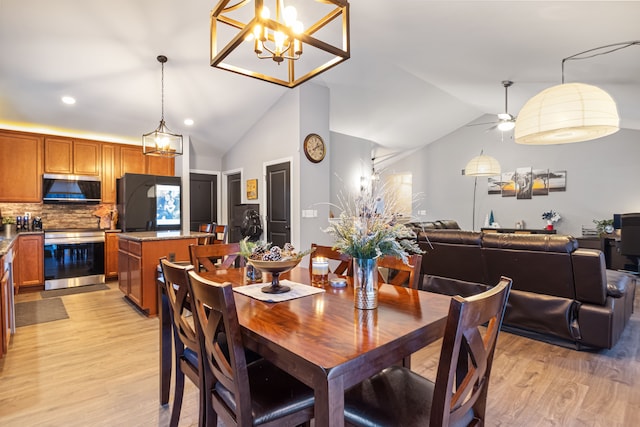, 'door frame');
263,156,296,248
